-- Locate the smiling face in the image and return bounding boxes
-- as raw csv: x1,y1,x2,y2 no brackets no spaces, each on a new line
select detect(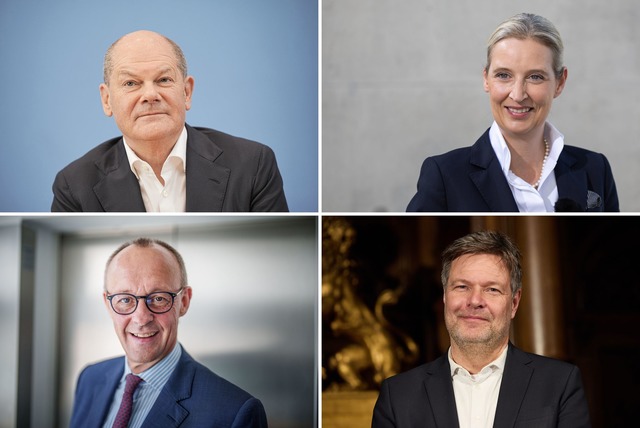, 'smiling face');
104,244,192,373
99,31,194,148
443,253,521,352
483,37,567,142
